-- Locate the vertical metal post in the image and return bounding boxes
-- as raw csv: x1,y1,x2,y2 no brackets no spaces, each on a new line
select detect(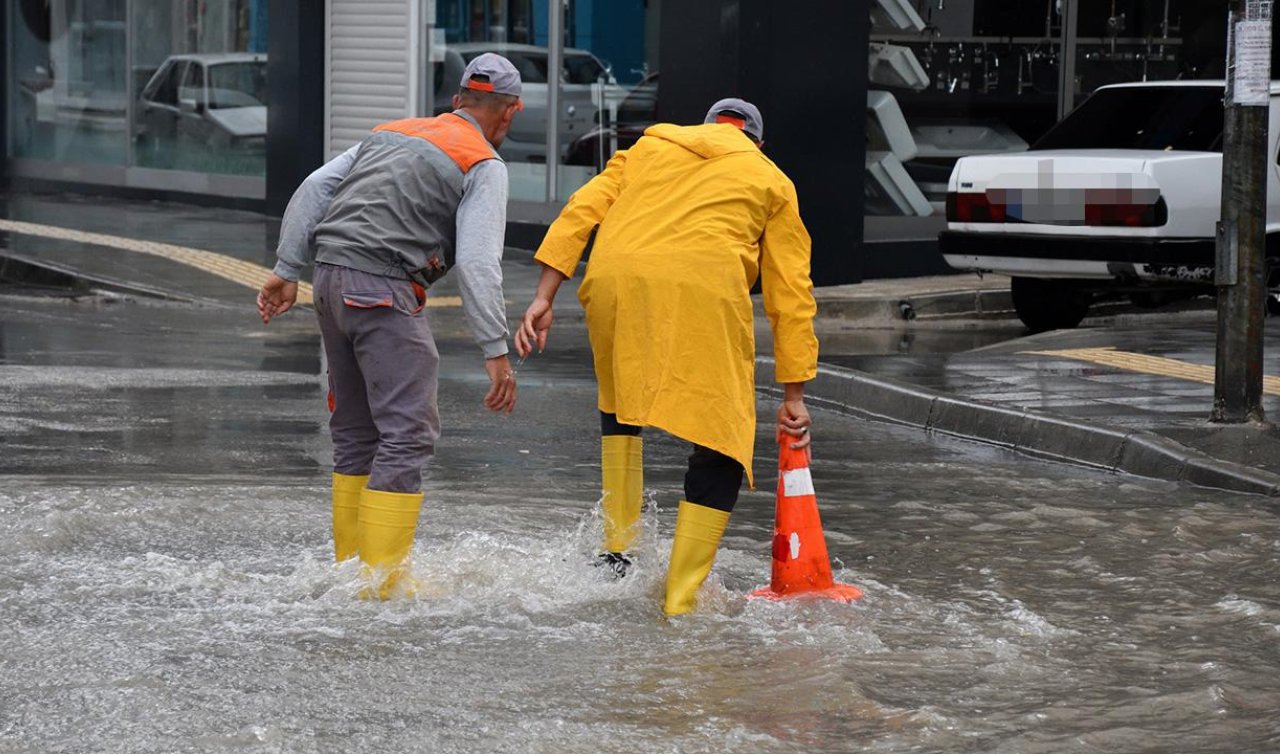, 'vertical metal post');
408,0,421,118
1213,0,1272,424
421,0,434,117
544,0,563,202
2,0,9,160
1056,0,1079,119
125,0,135,169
